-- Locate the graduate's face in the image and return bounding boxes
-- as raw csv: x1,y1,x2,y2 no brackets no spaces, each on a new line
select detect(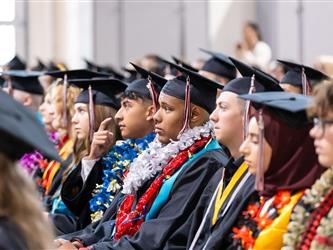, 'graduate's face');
39,93,55,132
72,103,90,140
239,117,272,175
280,83,302,94
210,91,244,155
153,93,185,144
115,96,154,139
310,111,333,167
